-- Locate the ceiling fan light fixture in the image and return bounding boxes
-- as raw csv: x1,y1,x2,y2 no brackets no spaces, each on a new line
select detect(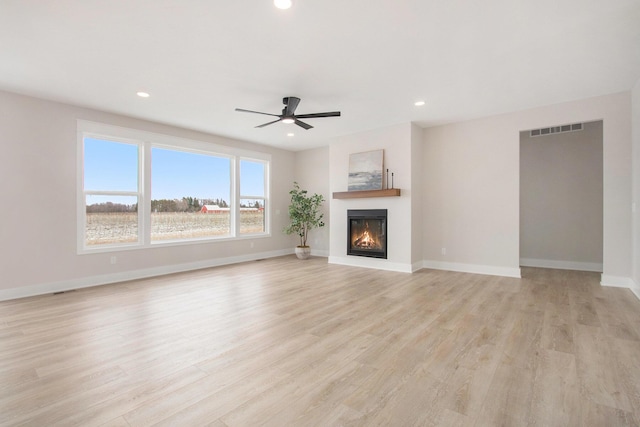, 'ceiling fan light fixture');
274,0,292,9
281,117,295,124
